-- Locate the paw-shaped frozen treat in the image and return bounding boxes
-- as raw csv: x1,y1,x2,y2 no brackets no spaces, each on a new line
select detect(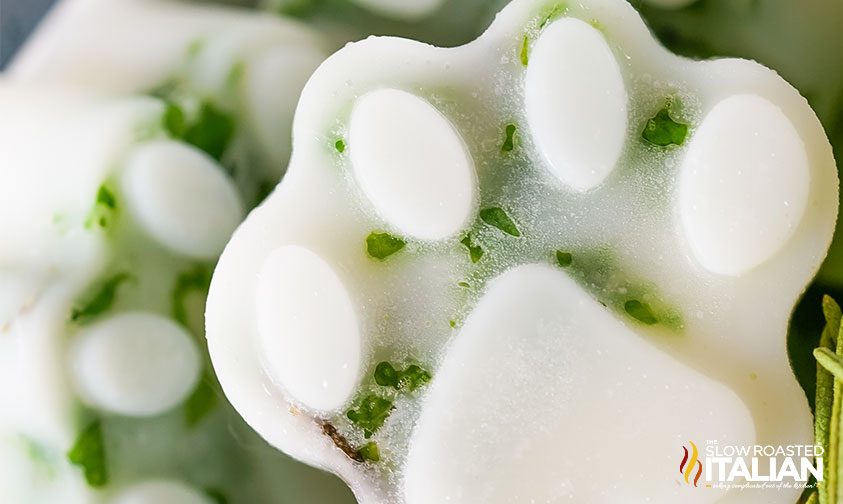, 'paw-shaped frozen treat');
0,83,353,503
9,0,329,206
206,0,838,502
